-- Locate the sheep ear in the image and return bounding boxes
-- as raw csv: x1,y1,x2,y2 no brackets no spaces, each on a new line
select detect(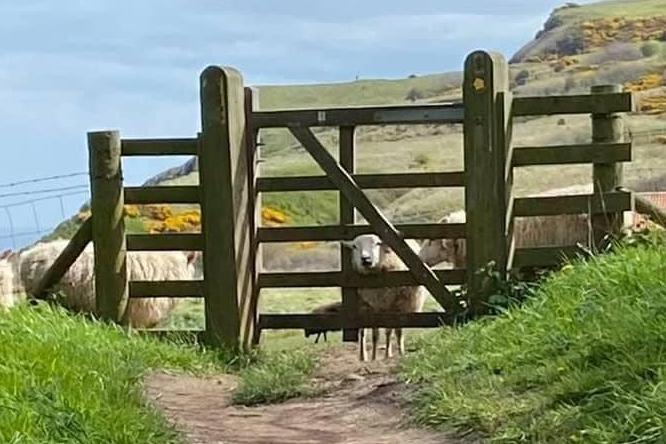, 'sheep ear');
341,240,355,249
186,251,199,265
